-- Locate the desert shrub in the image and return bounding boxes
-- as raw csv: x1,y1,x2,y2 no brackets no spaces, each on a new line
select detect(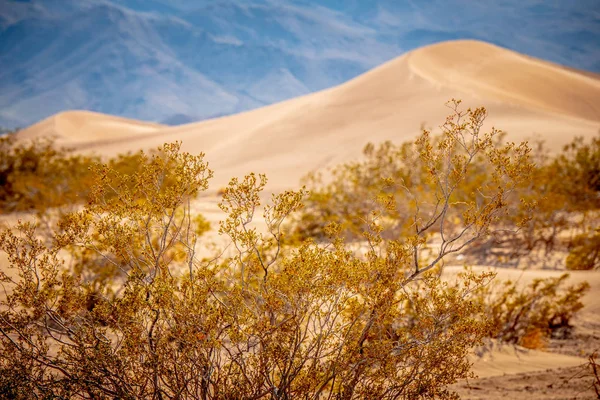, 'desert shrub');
296,111,600,270
479,273,590,348
0,135,99,214
552,133,600,210
482,133,600,266
0,135,208,223
566,230,600,270
0,109,533,399
295,100,533,246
